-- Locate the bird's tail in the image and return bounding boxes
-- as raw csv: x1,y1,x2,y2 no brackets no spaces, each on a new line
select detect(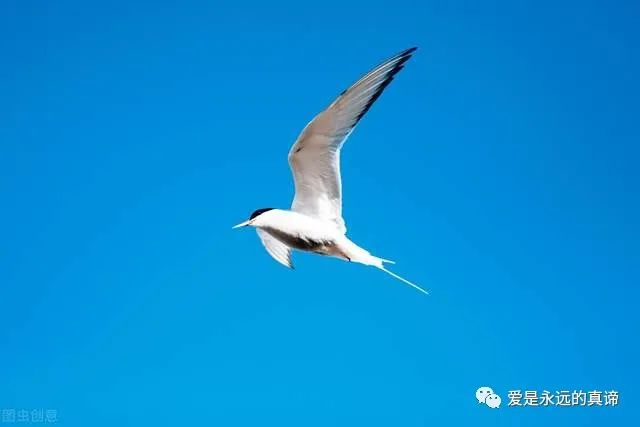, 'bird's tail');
338,238,427,295
378,264,429,295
